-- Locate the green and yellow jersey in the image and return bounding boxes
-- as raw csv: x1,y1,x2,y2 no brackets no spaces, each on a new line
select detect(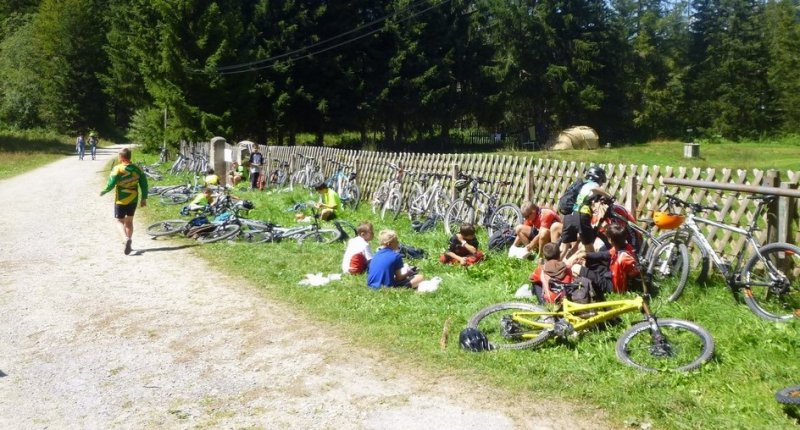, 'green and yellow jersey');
101,162,148,205
320,188,341,211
